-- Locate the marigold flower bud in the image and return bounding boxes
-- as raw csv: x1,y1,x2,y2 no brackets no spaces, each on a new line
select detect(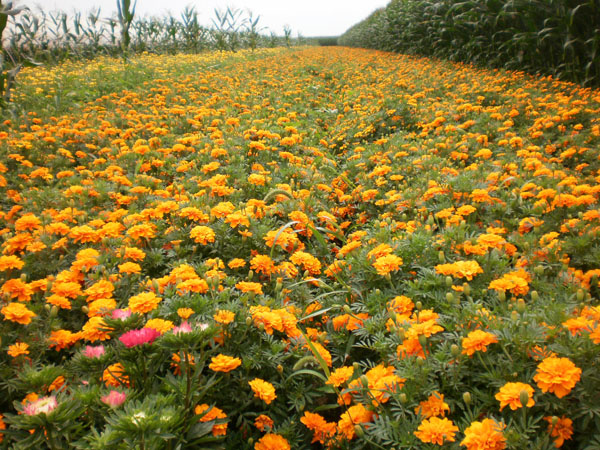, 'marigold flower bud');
463,392,472,405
